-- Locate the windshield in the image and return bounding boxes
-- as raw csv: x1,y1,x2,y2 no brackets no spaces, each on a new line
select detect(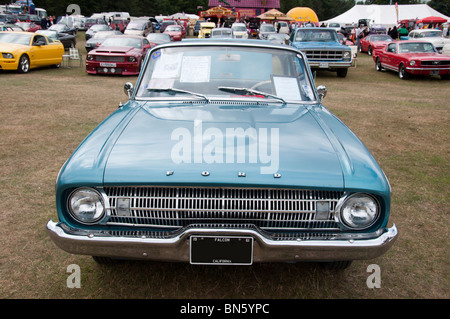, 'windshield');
93,31,120,39
232,25,247,32
370,35,393,41
90,24,109,31
127,22,145,30
136,45,316,103
49,24,67,32
36,30,58,39
0,33,32,45
101,37,142,48
16,22,31,28
419,31,442,38
260,25,275,32
166,26,181,32
398,42,436,53
295,29,339,42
